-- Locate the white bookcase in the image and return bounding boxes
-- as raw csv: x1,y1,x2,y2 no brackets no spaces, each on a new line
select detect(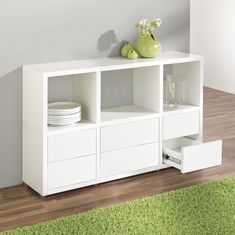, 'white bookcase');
22,52,222,196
